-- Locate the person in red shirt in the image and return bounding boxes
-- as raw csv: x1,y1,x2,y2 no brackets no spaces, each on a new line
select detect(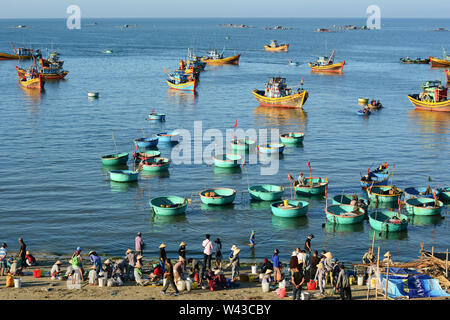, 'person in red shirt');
25,251,36,266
